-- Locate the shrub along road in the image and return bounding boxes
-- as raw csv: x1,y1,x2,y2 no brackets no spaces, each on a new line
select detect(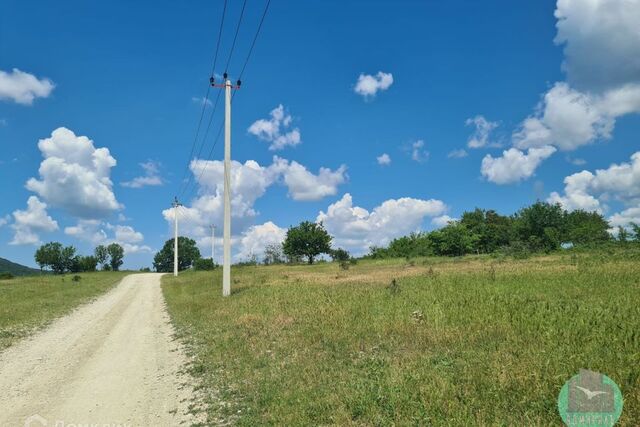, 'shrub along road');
0,273,197,426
